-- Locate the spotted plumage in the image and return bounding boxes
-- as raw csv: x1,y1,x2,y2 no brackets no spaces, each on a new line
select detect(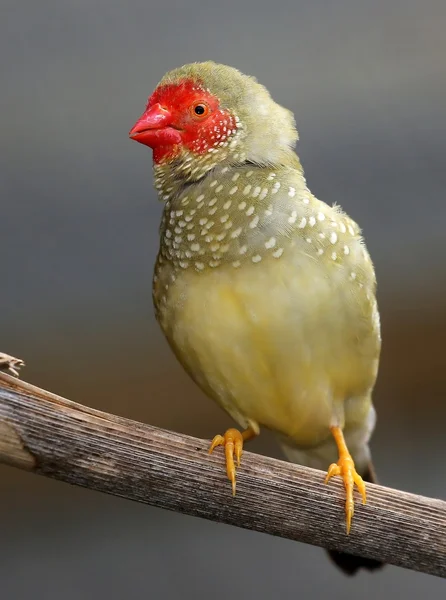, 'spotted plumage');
130,62,382,574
